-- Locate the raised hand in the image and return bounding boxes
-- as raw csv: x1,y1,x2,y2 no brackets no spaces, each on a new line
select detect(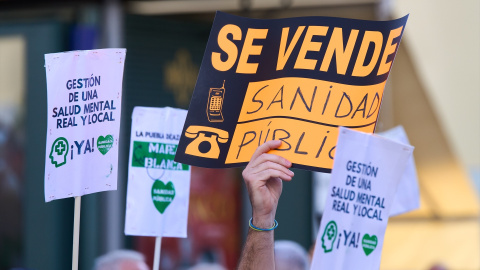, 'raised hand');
242,140,294,227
